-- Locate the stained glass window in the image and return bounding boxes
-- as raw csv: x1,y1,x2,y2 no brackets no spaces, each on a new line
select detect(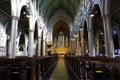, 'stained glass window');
58,31,64,47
